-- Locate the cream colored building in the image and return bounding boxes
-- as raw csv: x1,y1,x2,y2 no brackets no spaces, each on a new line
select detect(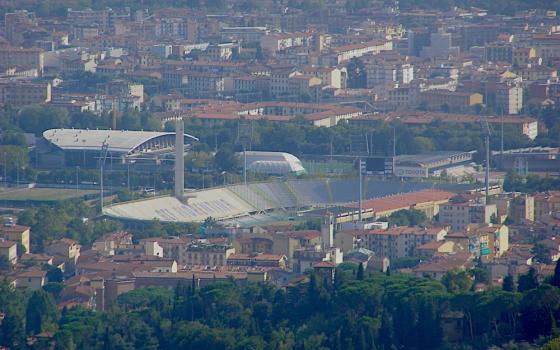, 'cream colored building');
0,81,51,107
334,226,447,259
0,240,17,264
439,196,498,231
0,224,30,254
0,46,44,75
